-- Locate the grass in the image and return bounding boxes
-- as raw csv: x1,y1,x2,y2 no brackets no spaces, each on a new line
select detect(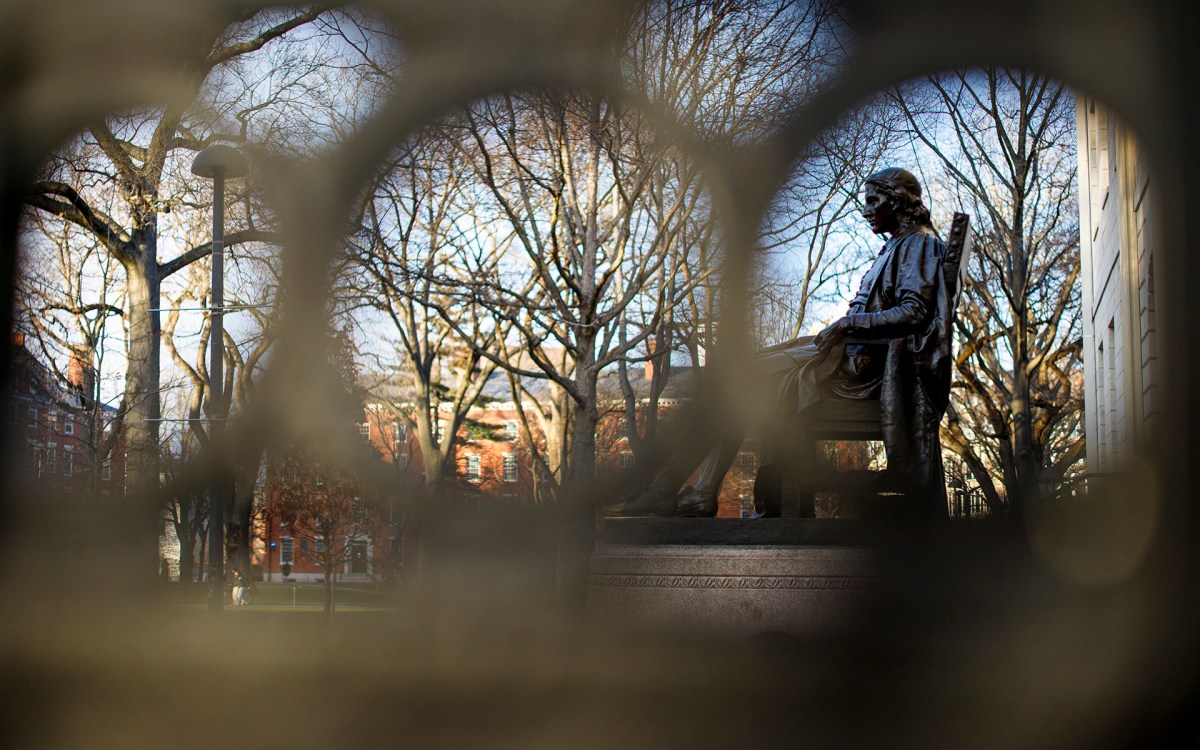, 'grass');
163,580,405,612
